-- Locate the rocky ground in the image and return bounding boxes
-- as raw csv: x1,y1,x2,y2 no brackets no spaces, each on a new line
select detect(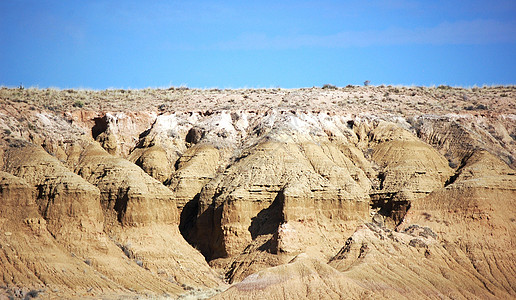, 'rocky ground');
0,85,515,299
